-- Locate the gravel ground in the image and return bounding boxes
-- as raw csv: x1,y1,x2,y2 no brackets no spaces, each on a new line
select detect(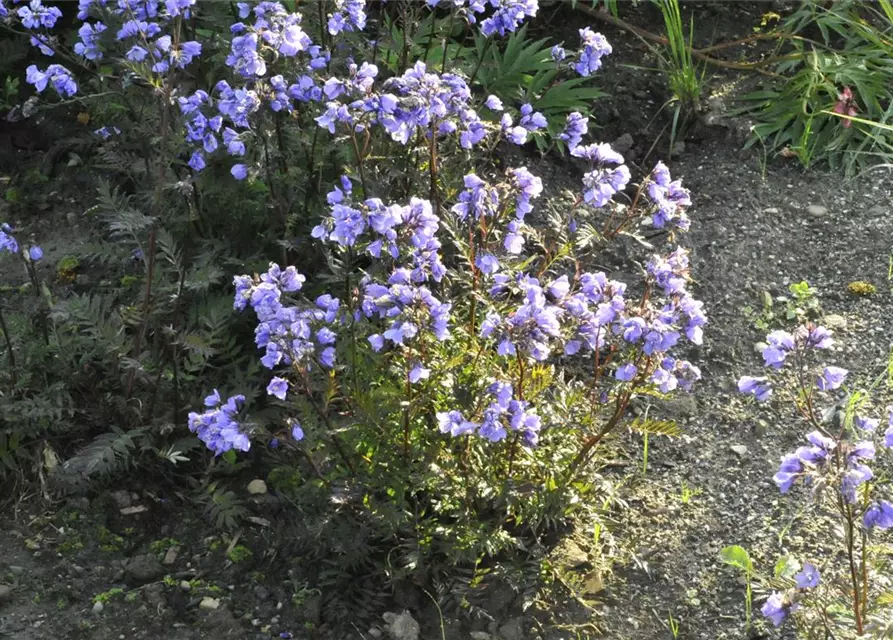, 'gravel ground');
590,141,893,640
